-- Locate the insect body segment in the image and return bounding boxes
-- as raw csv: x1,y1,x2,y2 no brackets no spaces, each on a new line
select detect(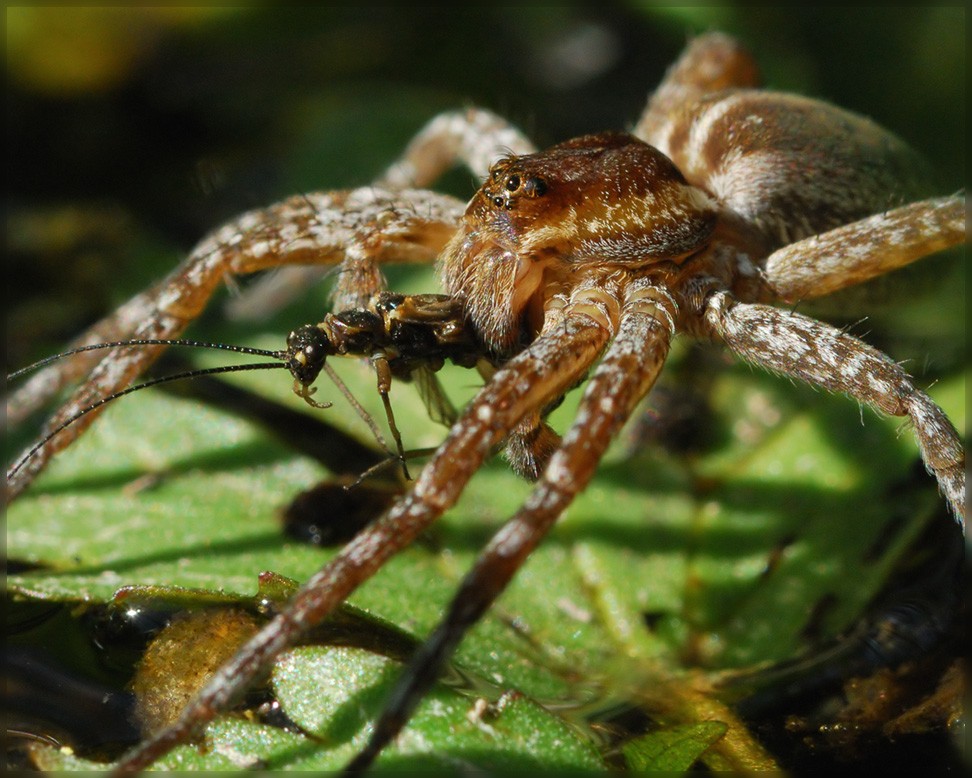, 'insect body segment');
285,292,485,394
